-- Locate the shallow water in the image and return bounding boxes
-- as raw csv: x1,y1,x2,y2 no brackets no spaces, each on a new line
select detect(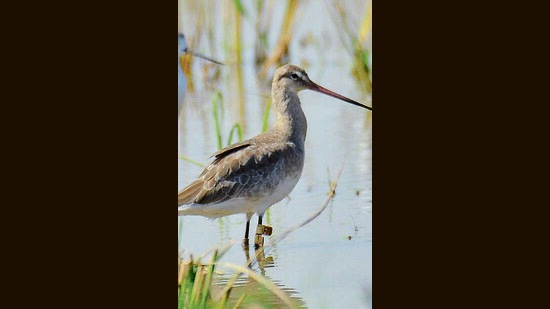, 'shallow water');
179,1,371,308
